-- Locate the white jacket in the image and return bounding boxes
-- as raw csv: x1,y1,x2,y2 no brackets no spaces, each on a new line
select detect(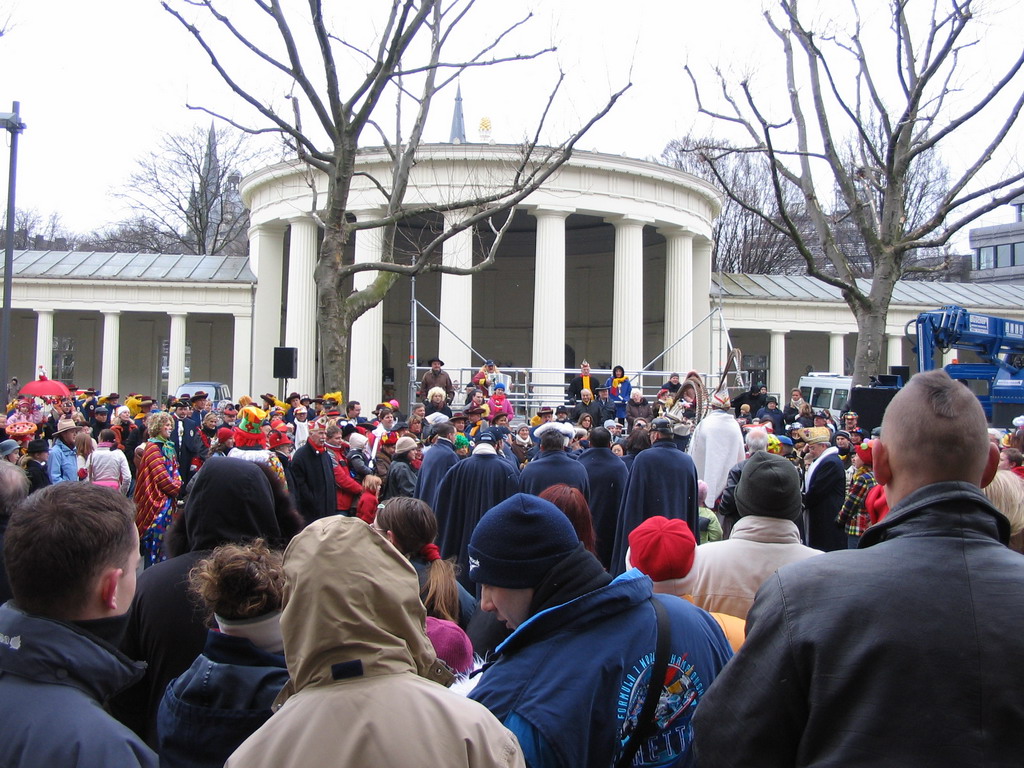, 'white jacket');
665,515,823,620
85,446,131,494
